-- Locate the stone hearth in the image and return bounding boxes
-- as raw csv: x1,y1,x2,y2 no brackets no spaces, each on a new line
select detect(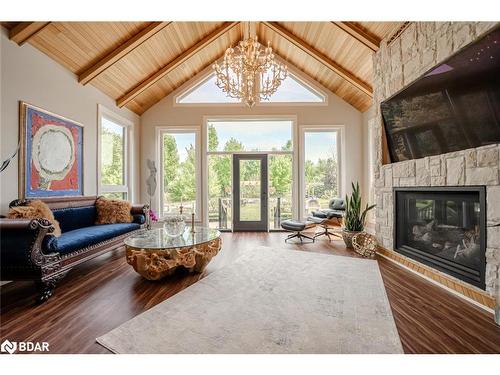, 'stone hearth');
369,21,500,295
